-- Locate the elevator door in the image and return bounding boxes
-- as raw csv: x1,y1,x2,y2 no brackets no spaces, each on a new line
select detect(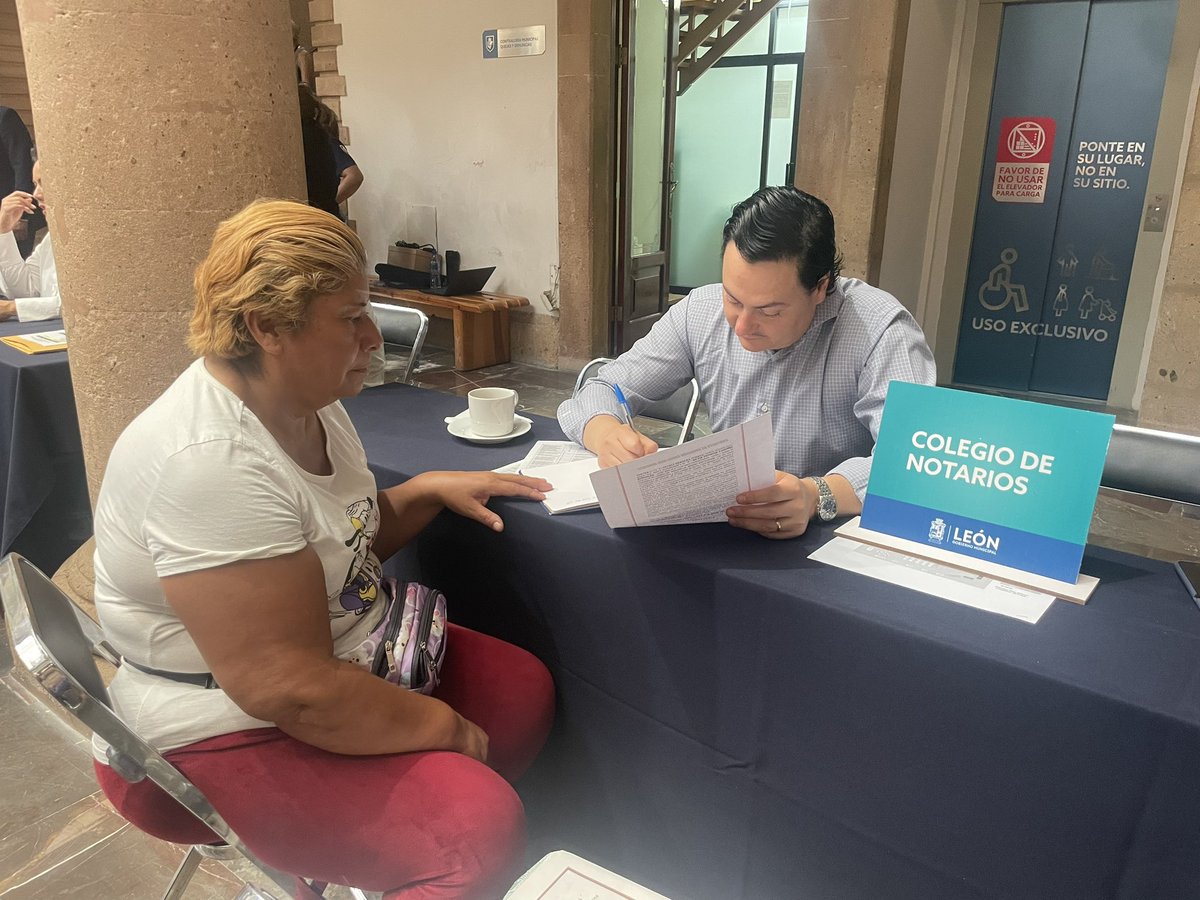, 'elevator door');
952,0,1177,400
